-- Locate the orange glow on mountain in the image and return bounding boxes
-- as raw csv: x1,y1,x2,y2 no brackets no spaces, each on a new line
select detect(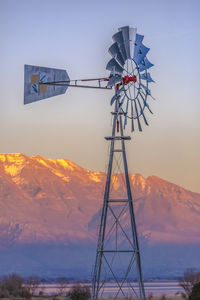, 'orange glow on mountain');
88,171,102,183
0,153,200,245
